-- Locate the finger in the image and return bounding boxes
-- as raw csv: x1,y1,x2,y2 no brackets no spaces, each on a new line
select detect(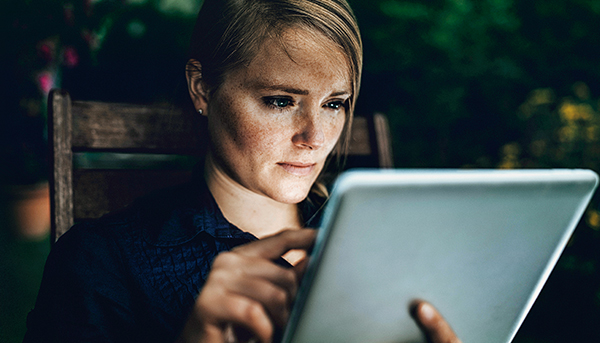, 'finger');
227,323,258,343
292,256,309,282
226,276,292,327
234,229,316,261
212,252,299,300
281,248,307,266
410,301,462,343
198,292,274,343
209,255,299,327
